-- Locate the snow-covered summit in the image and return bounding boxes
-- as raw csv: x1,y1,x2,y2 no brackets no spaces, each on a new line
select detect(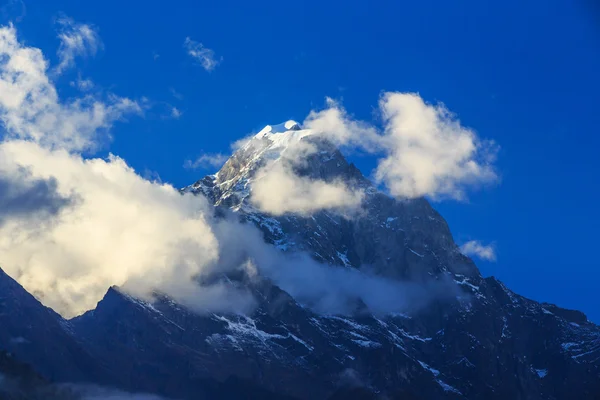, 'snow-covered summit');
255,120,301,137
251,120,314,154
183,119,338,211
